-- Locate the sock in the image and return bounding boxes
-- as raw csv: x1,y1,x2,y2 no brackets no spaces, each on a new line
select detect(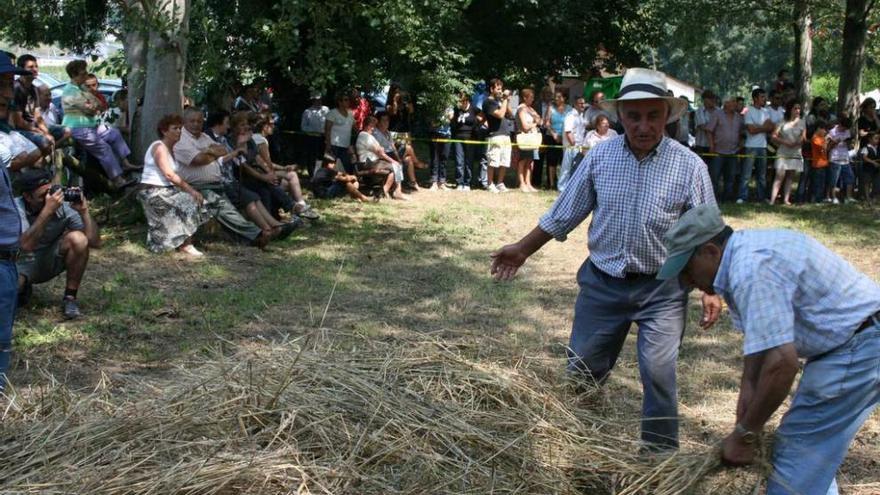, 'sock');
64,288,78,299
